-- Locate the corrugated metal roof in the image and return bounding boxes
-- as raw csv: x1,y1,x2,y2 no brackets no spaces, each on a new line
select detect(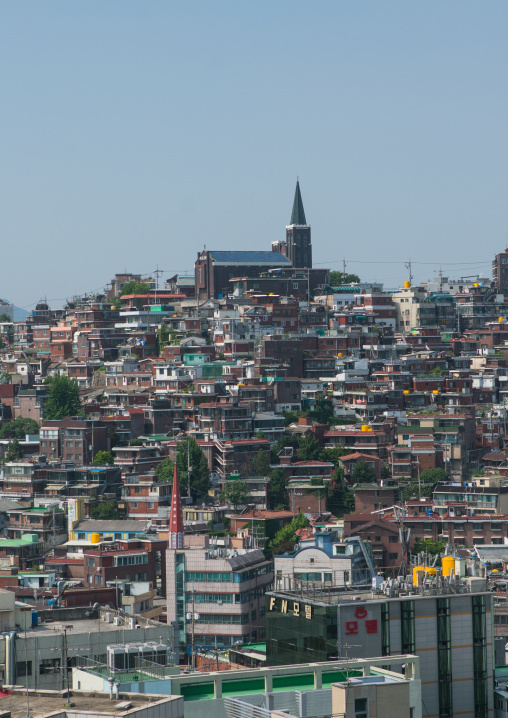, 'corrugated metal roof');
227,549,266,570
73,519,149,531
